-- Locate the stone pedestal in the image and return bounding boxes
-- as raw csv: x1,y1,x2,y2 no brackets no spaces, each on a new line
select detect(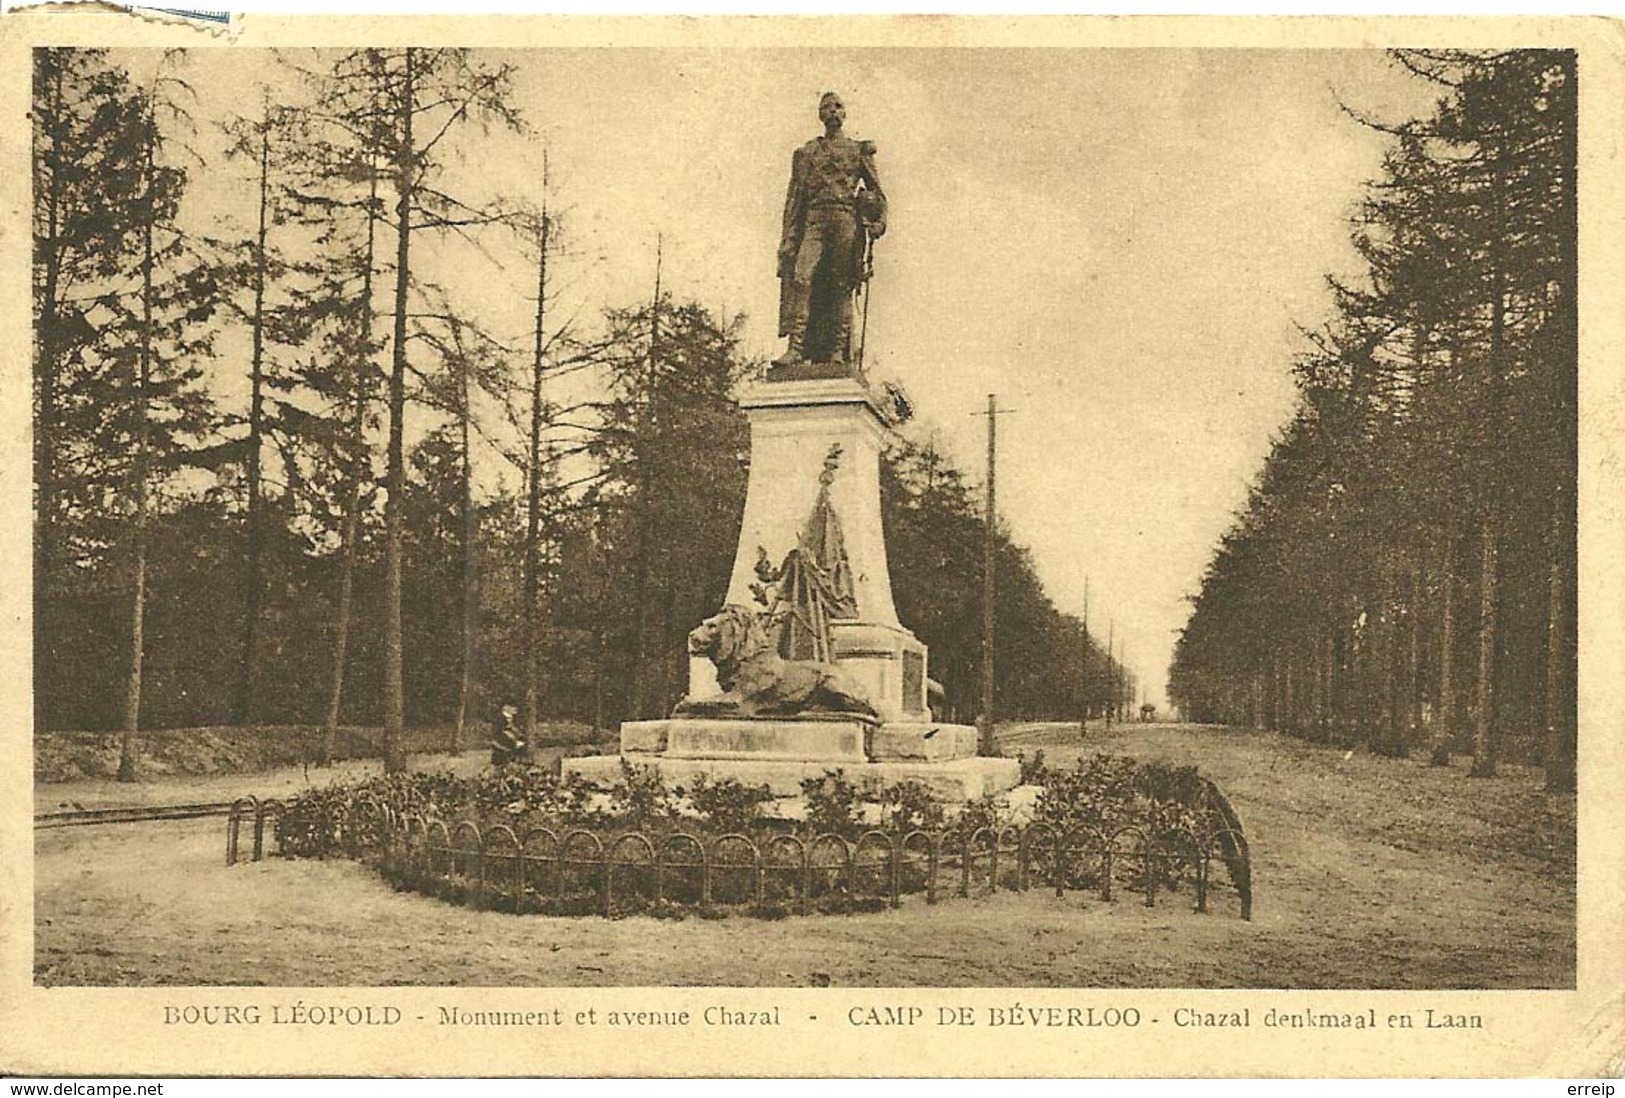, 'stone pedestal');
574,375,1020,804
